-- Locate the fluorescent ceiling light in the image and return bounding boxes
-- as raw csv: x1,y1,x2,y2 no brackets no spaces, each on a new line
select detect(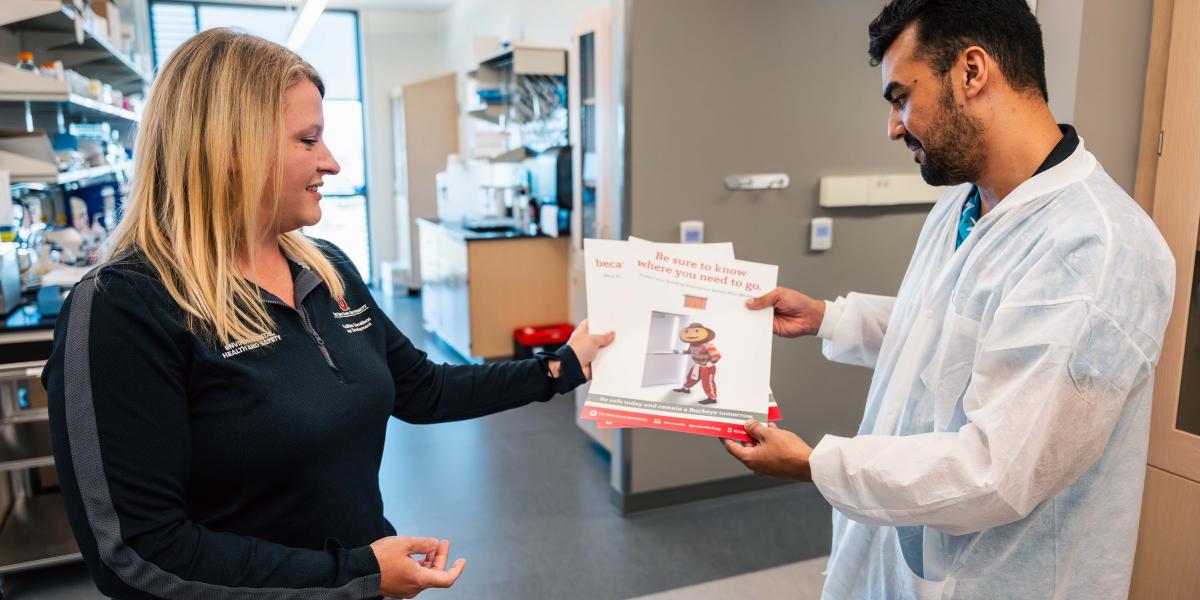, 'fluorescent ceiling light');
286,0,327,50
